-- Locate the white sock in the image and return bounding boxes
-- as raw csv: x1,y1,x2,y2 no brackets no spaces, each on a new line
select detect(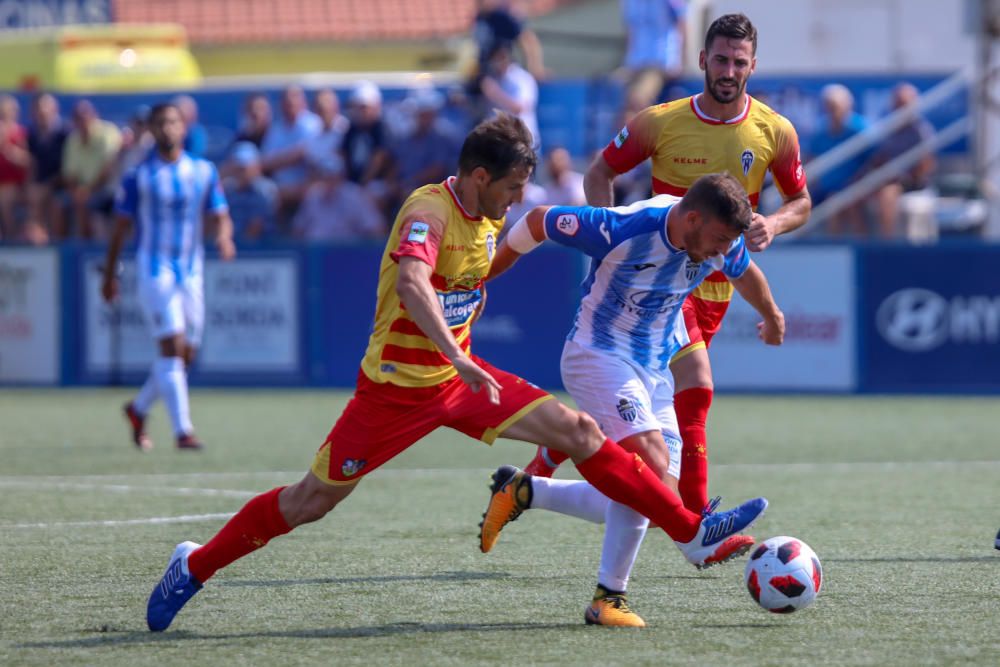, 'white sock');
132,368,159,415
529,477,610,524
154,356,193,437
597,502,649,592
